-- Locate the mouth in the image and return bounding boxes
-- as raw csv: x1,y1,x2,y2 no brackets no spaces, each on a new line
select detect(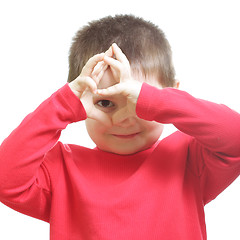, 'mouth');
112,133,140,139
